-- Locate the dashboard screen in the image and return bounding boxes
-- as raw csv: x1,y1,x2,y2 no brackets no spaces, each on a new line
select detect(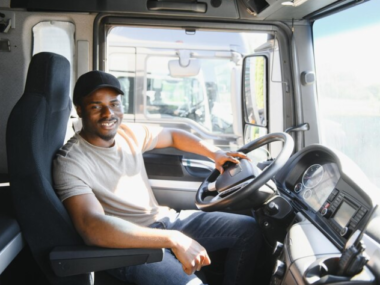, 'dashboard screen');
300,162,340,211
334,201,356,228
